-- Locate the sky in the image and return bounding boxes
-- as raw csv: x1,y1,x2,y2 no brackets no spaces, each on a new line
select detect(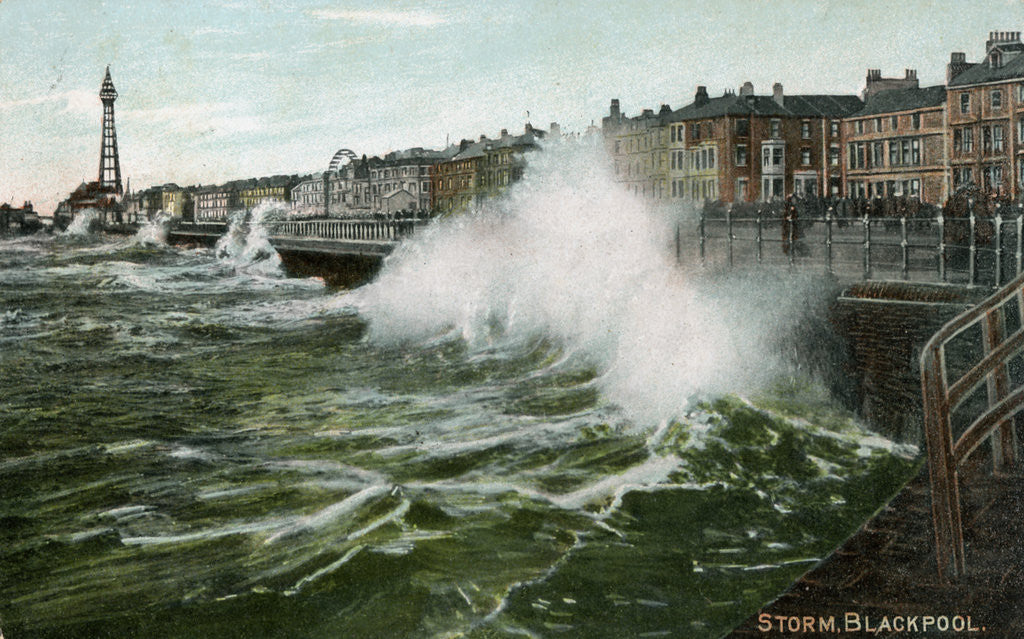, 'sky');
3,0,1024,216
